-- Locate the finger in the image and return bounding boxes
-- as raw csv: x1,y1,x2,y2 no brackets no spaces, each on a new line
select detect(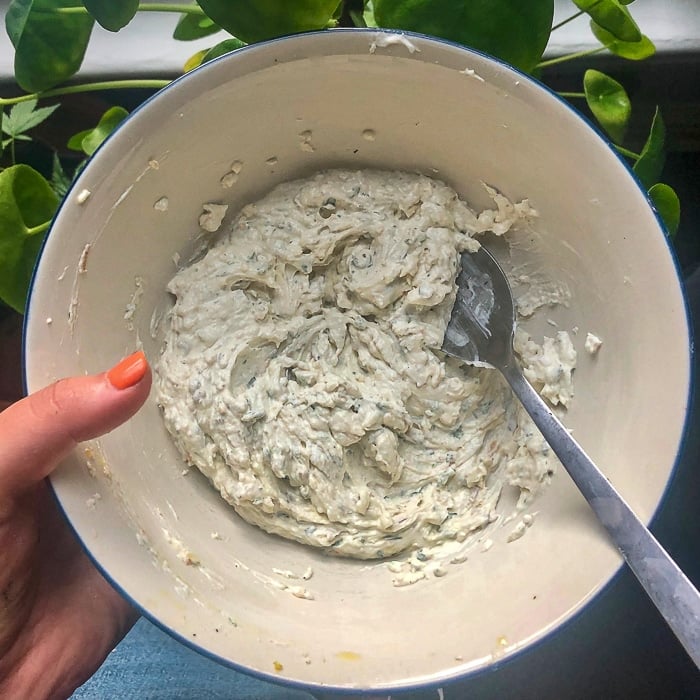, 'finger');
0,351,151,499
